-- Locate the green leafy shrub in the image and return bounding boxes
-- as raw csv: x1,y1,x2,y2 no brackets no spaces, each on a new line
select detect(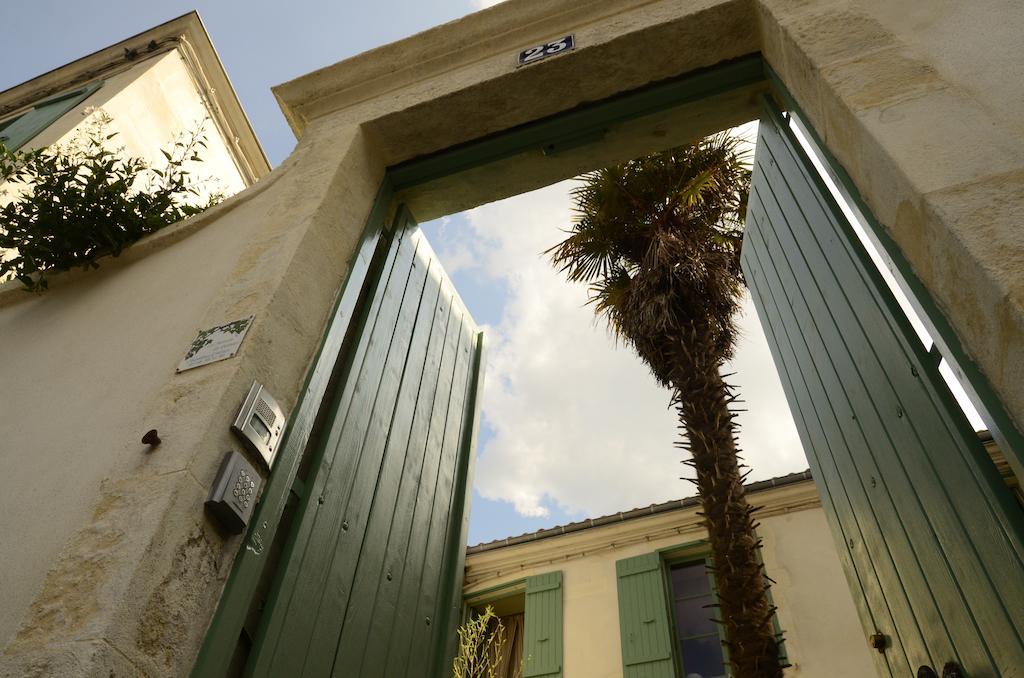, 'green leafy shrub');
0,112,222,292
